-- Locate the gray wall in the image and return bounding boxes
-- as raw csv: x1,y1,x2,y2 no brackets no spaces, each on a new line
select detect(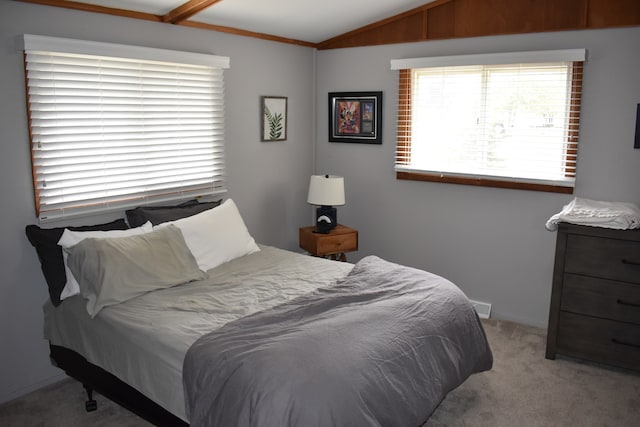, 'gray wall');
0,1,315,403
315,27,640,328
